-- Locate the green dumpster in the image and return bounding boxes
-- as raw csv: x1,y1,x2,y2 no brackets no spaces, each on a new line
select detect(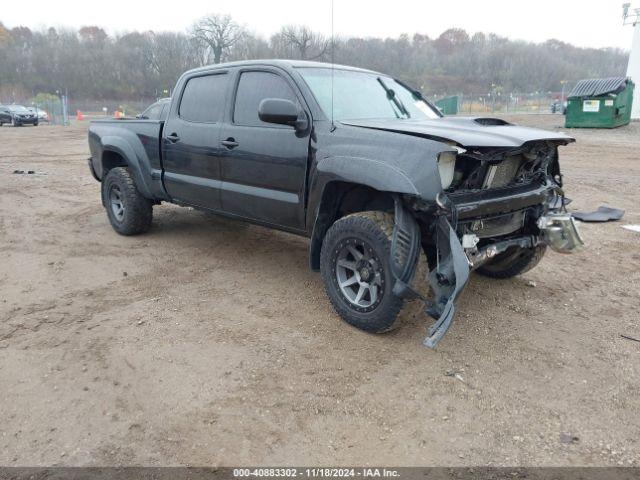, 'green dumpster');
565,77,635,128
435,96,459,115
